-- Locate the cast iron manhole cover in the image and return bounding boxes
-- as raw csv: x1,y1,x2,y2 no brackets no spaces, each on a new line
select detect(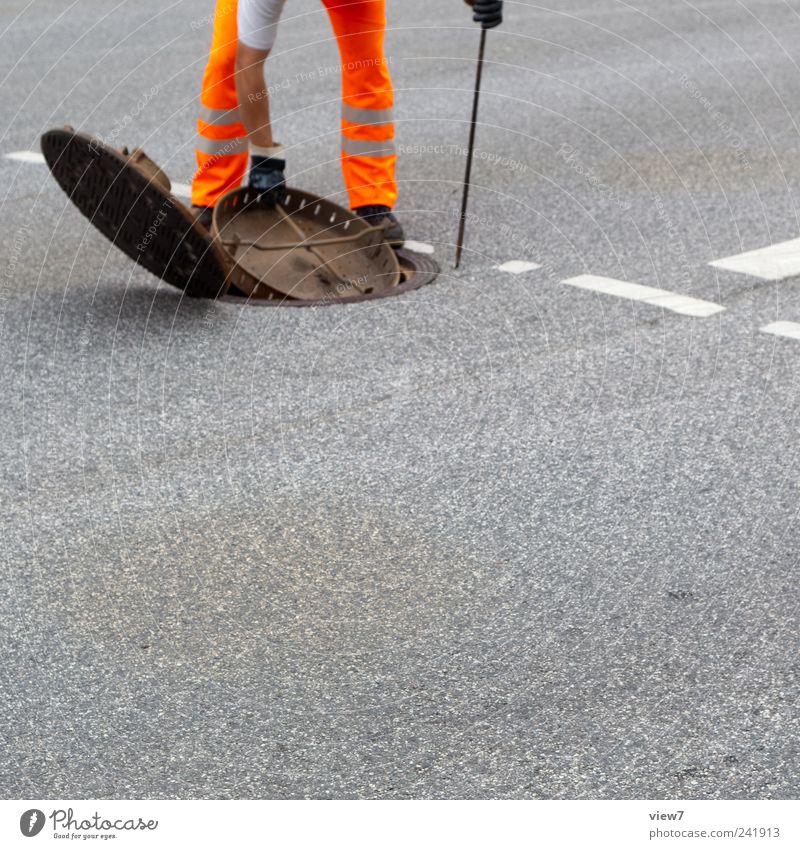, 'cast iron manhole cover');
41,127,229,299
41,126,439,305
